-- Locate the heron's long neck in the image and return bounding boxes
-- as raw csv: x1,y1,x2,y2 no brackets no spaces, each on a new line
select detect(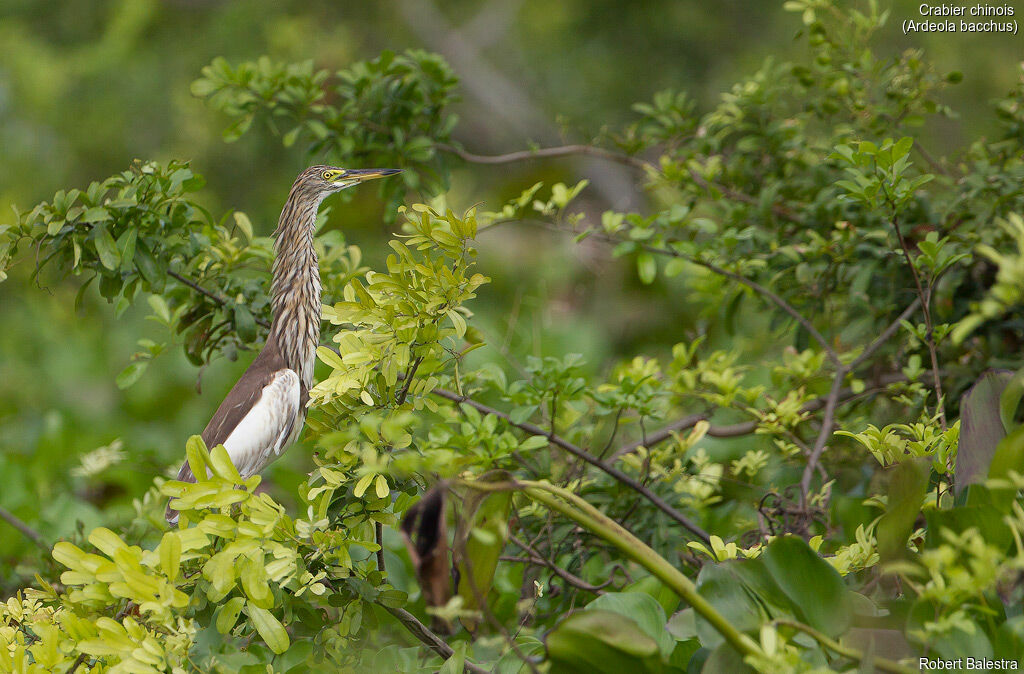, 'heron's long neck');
268,192,323,389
